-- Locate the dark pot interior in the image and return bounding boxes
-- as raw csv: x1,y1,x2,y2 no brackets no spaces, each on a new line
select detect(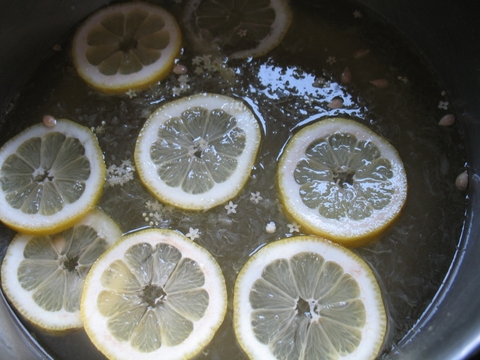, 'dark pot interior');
0,0,479,359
